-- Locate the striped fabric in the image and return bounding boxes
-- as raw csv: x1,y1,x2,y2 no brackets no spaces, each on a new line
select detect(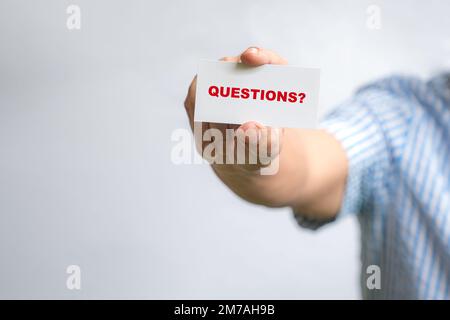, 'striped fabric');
294,74,450,299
